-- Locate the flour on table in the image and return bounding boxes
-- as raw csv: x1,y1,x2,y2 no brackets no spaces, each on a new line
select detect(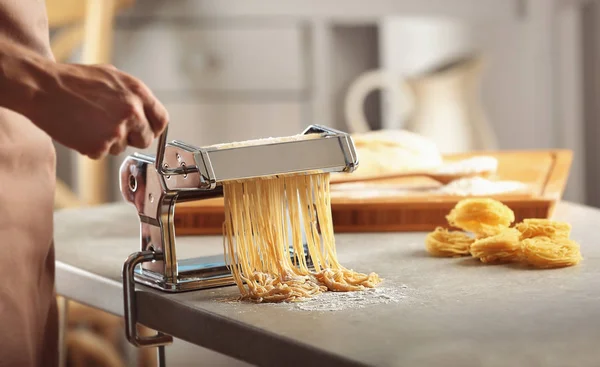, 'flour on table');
330,176,529,198
330,189,414,199
217,284,413,311
435,156,498,175
438,177,529,196
281,285,409,312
